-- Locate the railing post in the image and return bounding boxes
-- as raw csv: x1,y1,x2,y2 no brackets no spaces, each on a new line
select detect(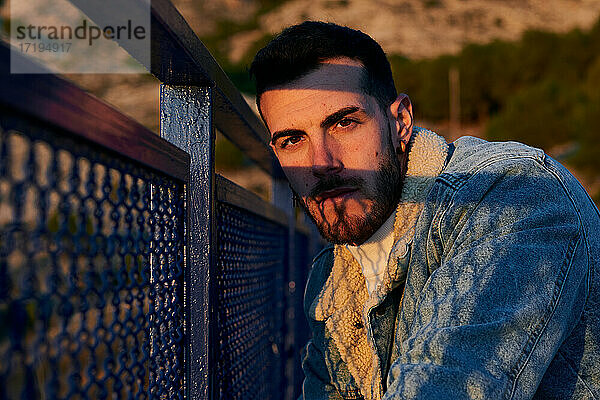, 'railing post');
272,177,297,400
160,85,214,400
